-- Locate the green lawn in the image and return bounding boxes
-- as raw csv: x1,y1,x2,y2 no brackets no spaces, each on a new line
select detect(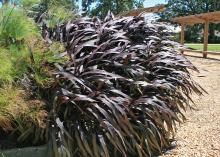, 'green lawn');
185,44,220,52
